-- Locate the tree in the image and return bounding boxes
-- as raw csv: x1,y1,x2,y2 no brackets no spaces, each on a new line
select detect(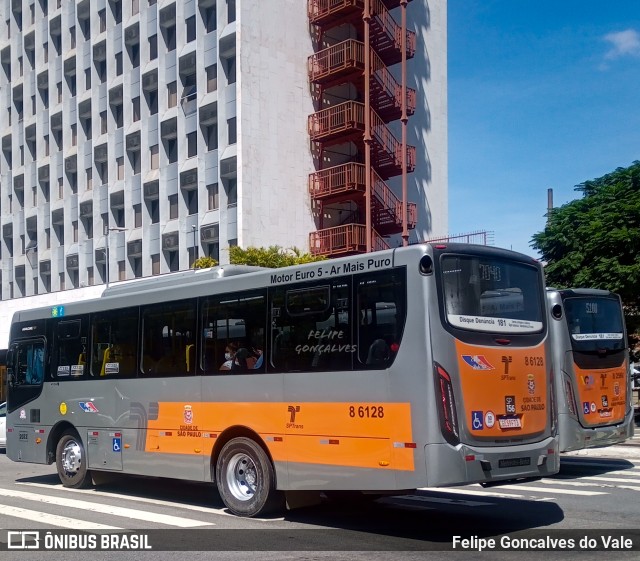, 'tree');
531,161,640,353
192,256,218,269
228,245,326,267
